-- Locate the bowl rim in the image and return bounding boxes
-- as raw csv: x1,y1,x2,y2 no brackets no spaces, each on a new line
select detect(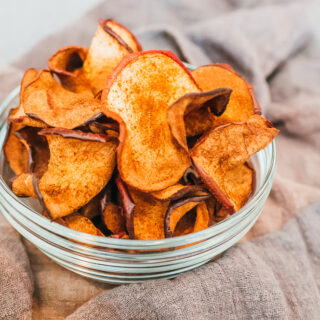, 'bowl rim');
0,85,276,249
